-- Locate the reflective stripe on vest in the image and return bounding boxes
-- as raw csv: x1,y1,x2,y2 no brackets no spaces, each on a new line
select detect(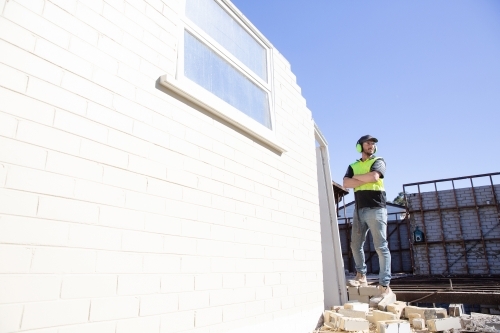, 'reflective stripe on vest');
350,156,384,192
